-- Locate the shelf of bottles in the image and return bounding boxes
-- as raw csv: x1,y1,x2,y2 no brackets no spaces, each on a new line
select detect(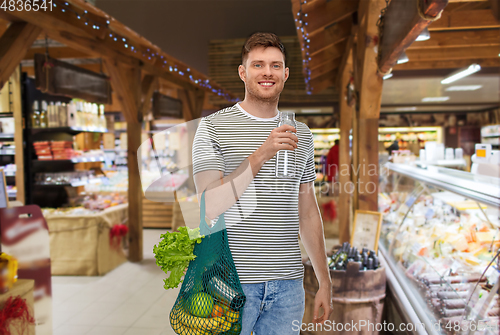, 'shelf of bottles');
31,99,108,133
